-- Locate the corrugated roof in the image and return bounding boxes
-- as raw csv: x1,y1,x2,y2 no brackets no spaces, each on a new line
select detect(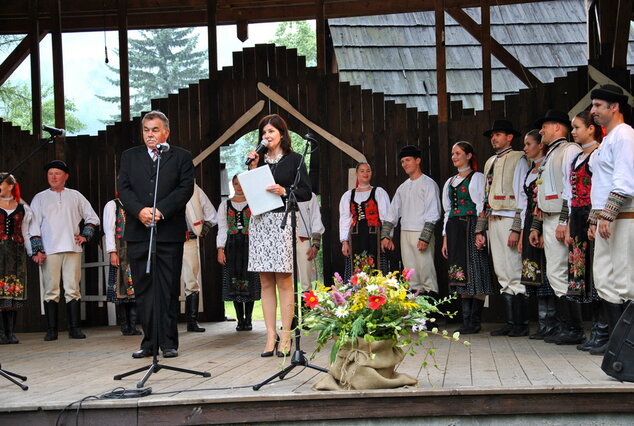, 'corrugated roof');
329,0,634,114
